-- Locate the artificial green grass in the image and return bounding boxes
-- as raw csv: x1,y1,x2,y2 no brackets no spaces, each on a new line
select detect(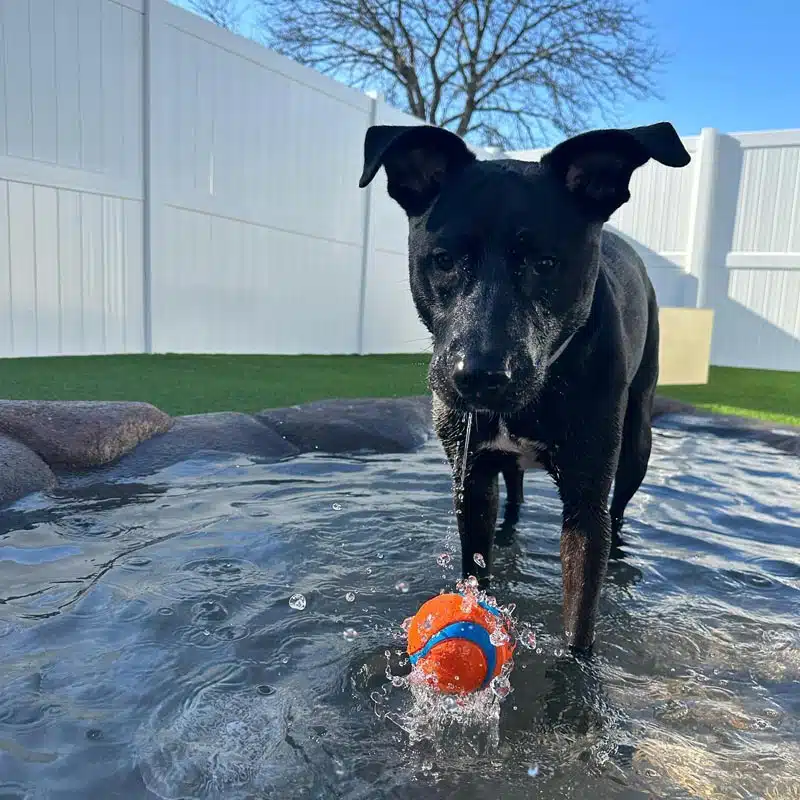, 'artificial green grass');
660,366,800,426
0,354,431,417
0,355,797,425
